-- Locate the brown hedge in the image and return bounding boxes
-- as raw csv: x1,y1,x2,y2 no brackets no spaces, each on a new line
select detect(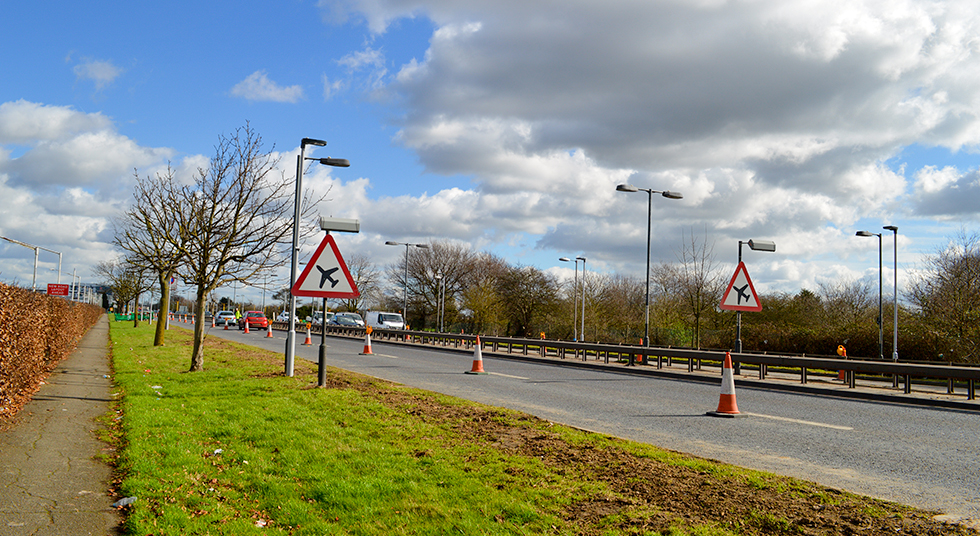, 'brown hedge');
0,282,102,430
